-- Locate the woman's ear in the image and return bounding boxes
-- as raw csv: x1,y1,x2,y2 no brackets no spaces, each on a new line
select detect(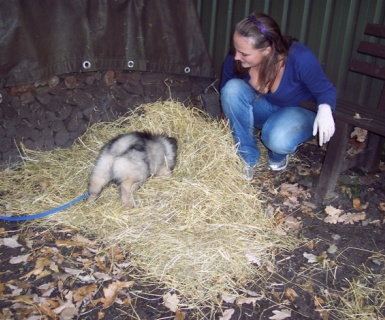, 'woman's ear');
263,46,272,56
